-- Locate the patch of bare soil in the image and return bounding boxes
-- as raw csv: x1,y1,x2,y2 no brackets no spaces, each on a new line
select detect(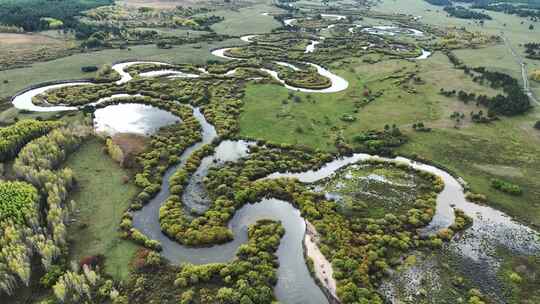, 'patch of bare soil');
112,133,148,167
304,220,339,301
